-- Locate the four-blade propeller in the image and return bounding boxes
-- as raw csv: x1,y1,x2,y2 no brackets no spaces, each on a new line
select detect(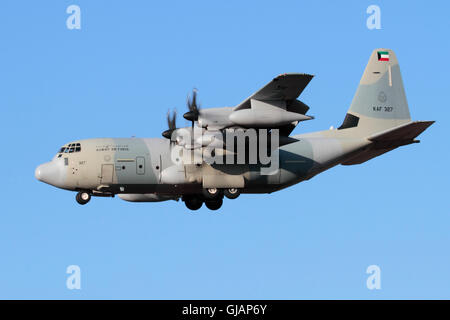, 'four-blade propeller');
183,89,200,128
162,109,177,139
162,89,200,139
